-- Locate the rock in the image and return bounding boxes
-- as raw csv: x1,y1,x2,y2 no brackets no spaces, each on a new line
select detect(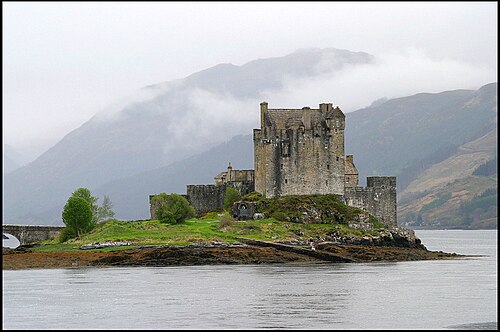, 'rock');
80,241,136,250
